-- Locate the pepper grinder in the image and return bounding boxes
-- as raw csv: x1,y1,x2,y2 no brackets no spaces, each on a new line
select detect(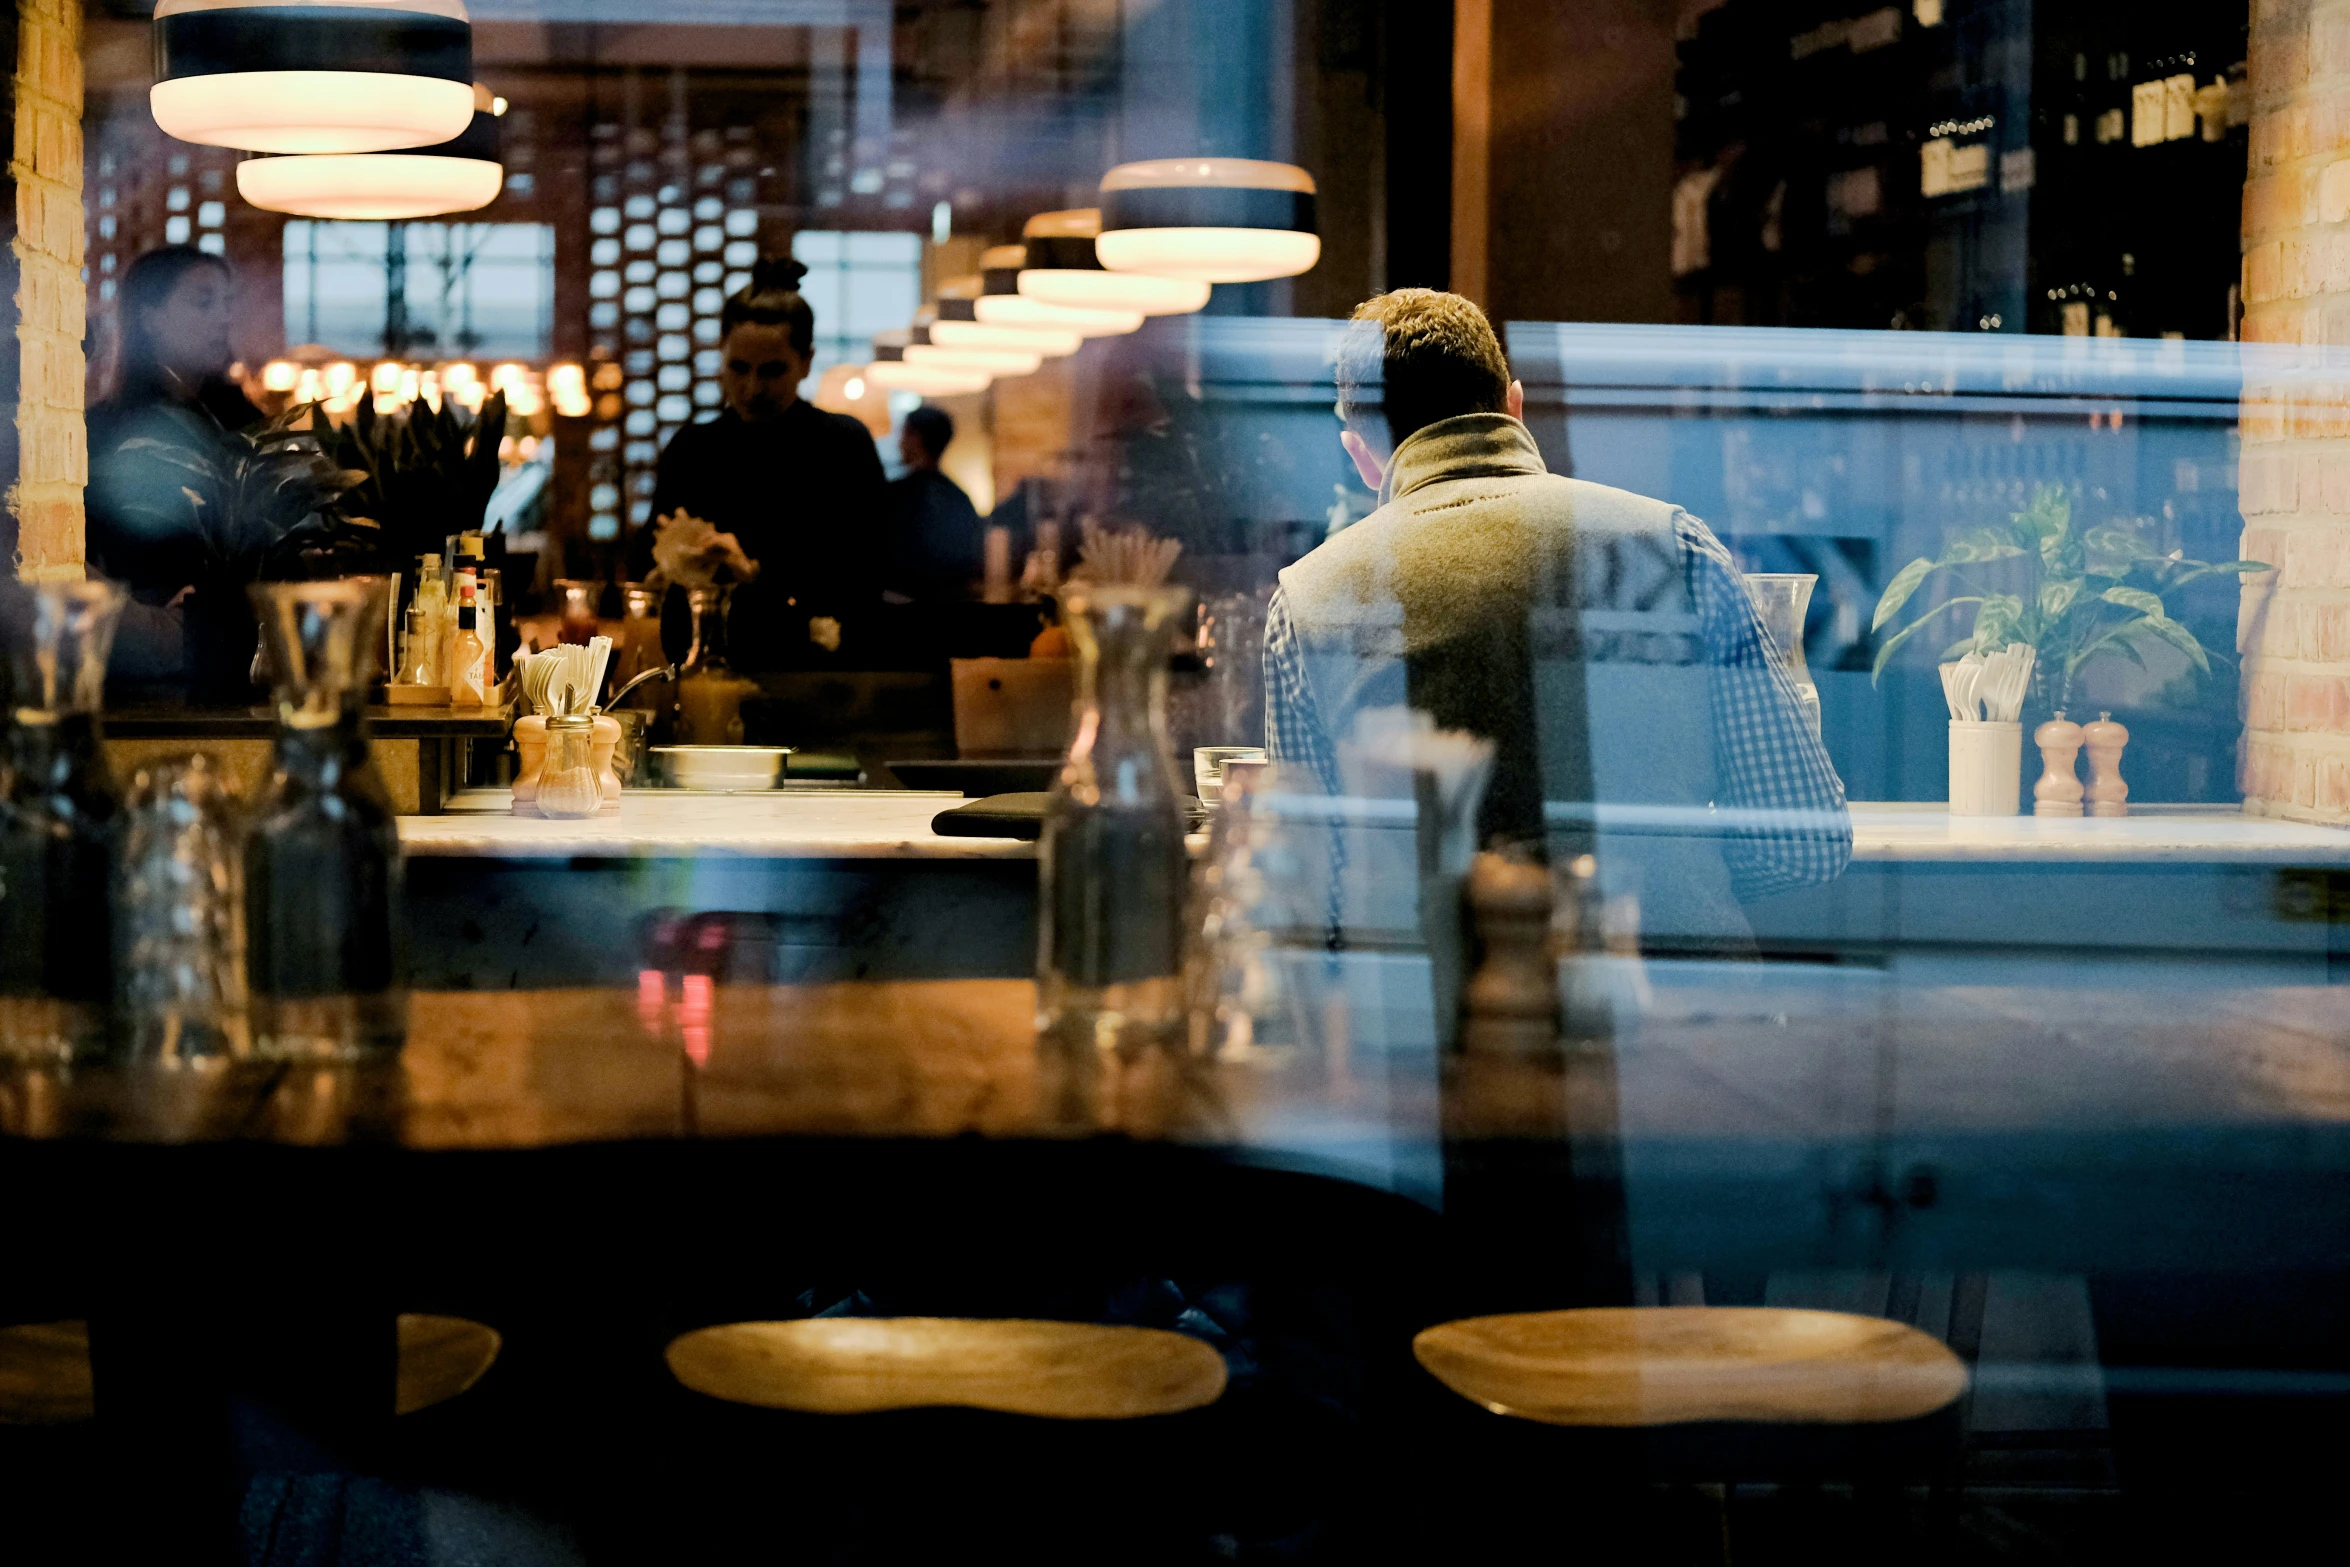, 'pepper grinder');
2083,711,2129,818
2032,711,2085,818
